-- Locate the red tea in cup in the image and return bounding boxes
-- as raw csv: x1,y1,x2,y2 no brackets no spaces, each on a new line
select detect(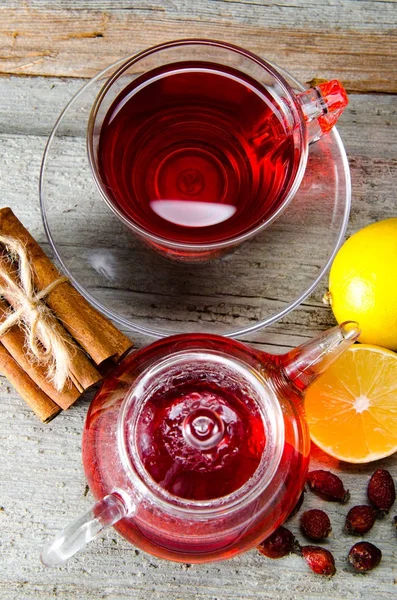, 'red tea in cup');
88,40,347,260
96,63,297,247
